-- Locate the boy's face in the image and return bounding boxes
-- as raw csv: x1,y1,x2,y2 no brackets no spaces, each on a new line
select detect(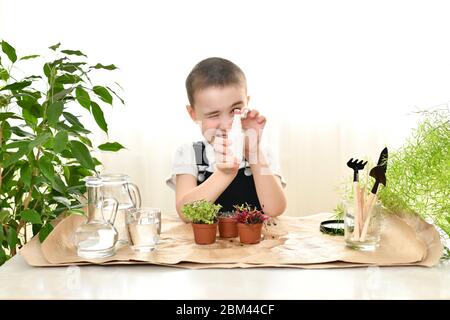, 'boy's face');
187,85,249,143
